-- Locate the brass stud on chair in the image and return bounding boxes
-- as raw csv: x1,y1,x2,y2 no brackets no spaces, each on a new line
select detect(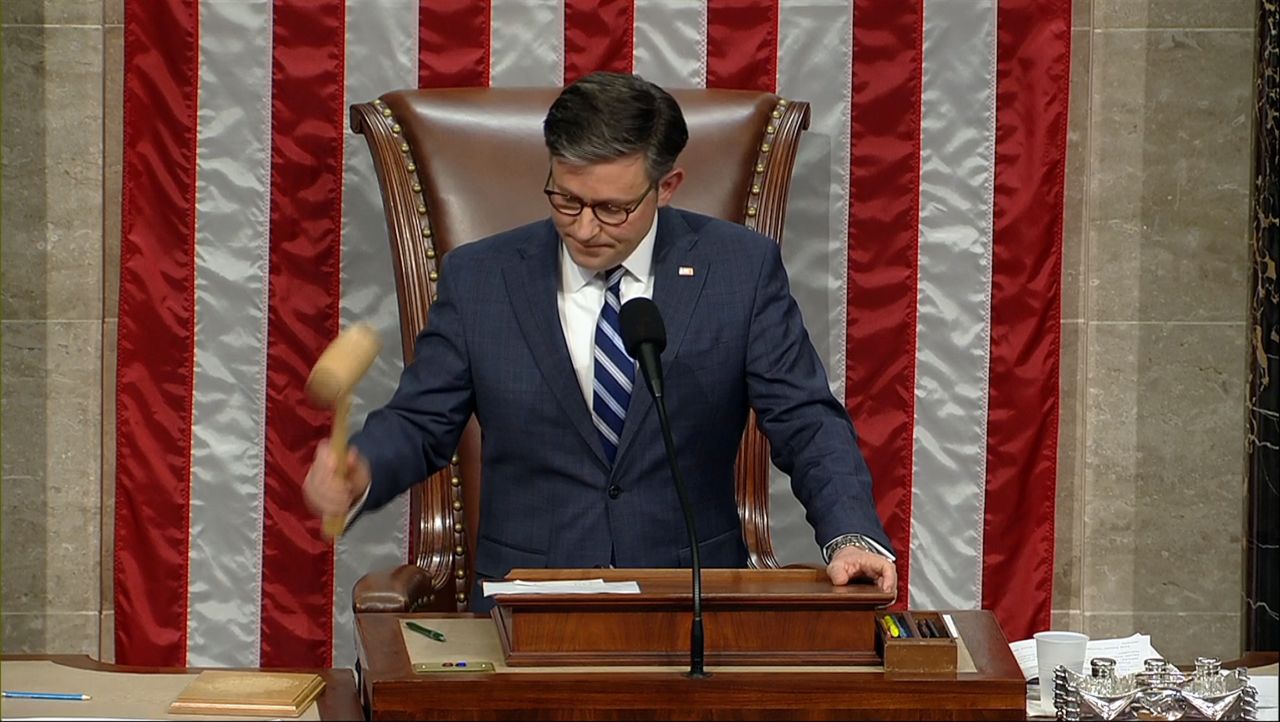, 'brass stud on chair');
411,182,421,193
422,227,433,239
449,475,460,487
451,453,460,464
456,569,466,579
426,247,436,259
760,142,771,153
392,123,402,134
407,162,416,172
452,499,462,511
429,271,439,282
454,522,464,533
456,593,467,604
381,107,392,118
755,162,765,173
455,545,465,556
417,204,427,215
766,124,776,135
777,98,789,106
747,206,758,217
772,110,782,119
751,183,761,195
